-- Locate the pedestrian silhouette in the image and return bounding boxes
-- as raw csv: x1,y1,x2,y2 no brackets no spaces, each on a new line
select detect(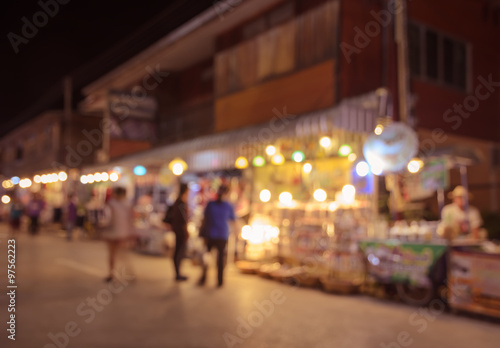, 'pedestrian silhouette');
164,183,190,281
198,185,235,287
100,187,136,282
